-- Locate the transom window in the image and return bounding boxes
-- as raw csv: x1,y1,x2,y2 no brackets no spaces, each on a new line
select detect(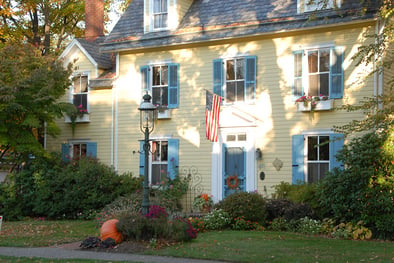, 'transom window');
151,140,168,185
152,65,168,107
152,0,168,30
72,75,88,111
307,135,329,183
